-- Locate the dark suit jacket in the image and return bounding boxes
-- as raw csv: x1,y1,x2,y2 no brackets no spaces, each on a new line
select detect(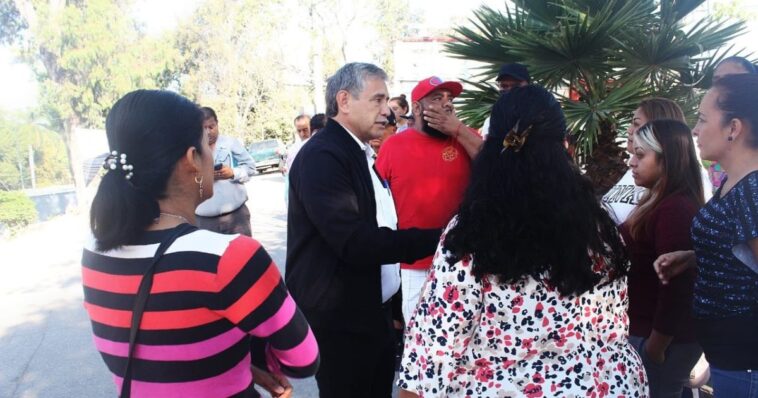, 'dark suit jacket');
286,118,440,334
